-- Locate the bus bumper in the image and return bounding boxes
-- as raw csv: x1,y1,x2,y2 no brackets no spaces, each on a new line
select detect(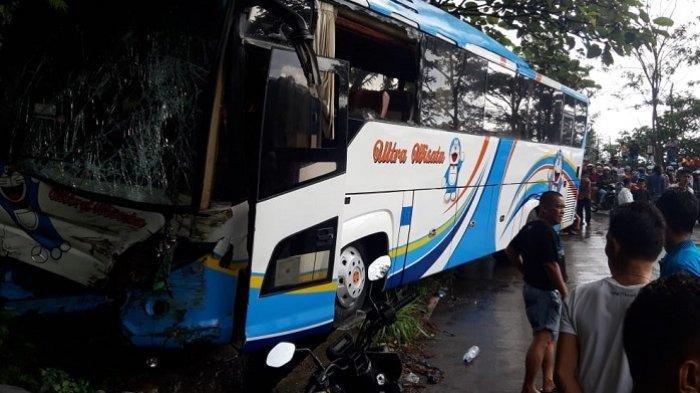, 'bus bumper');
120,256,239,348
